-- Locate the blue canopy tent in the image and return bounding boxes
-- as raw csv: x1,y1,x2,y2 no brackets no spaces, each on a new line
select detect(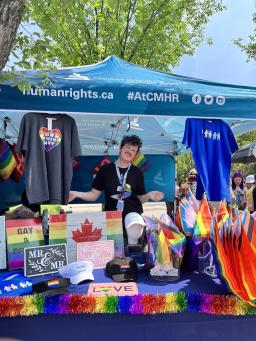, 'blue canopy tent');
1,55,256,119
0,55,256,208
1,55,256,155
